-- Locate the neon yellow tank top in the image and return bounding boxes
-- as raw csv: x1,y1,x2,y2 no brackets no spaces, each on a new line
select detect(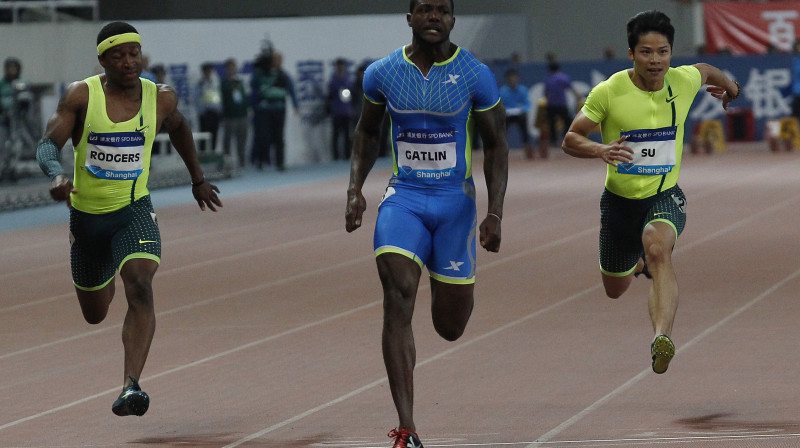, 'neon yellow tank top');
71,75,158,214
